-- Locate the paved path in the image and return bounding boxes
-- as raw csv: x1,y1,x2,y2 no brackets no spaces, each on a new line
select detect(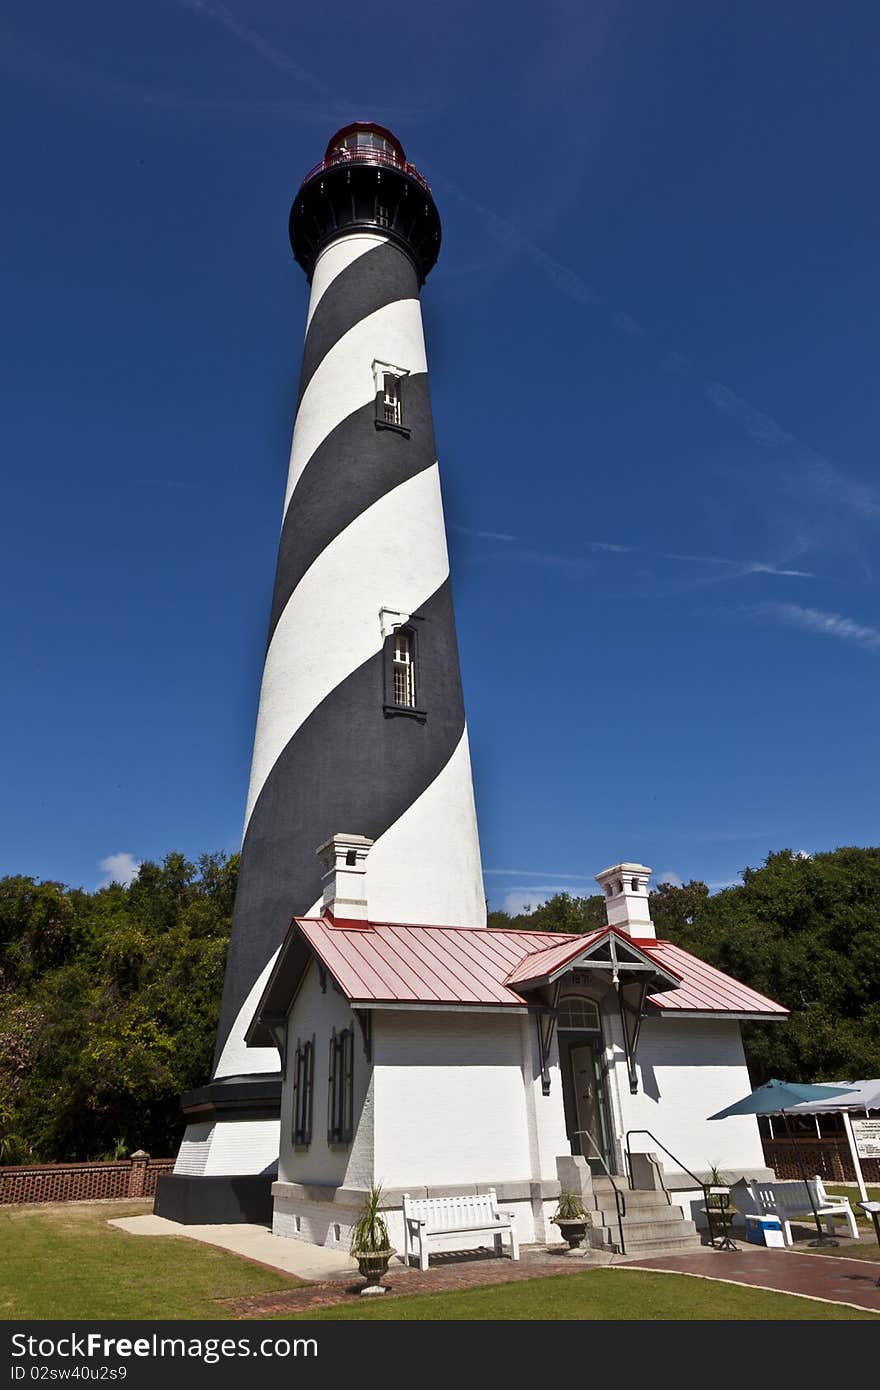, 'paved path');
221,1248,607,1317
108,1214,355,1281
621,1248,880,1315
219,1243,880,1318
108,1216,880,1317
